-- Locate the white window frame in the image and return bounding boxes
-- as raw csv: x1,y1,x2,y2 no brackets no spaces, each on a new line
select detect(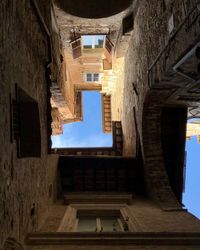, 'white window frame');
85,73,101,82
